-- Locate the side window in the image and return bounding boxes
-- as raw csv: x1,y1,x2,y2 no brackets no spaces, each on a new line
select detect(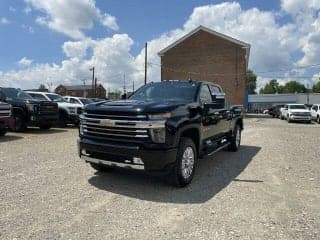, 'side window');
32,93,47,101
199,85,212,104
70,98,80,104
209,85,221,94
